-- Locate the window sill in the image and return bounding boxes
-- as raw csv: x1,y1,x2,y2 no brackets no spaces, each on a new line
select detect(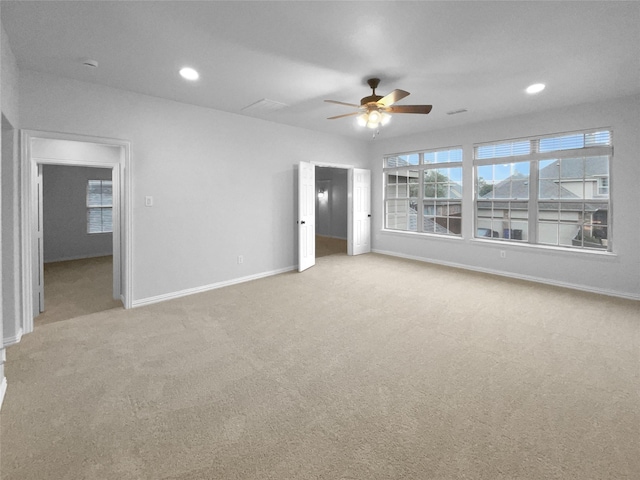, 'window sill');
380,229,464,241
470,237,617,257
380,229,617,257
